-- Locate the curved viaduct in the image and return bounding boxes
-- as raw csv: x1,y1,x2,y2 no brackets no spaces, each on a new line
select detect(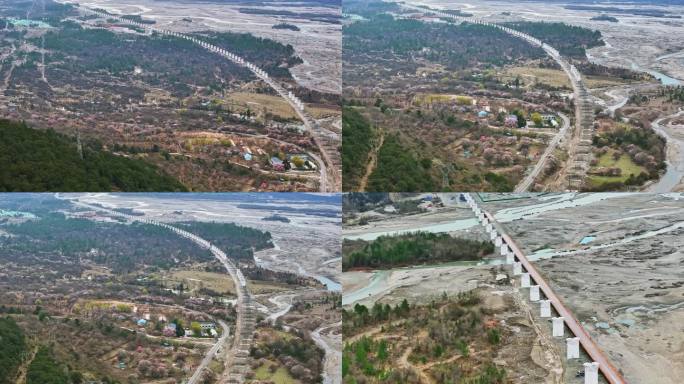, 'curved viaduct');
79,6,340,192
64,198,255,383
402,3,596,190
